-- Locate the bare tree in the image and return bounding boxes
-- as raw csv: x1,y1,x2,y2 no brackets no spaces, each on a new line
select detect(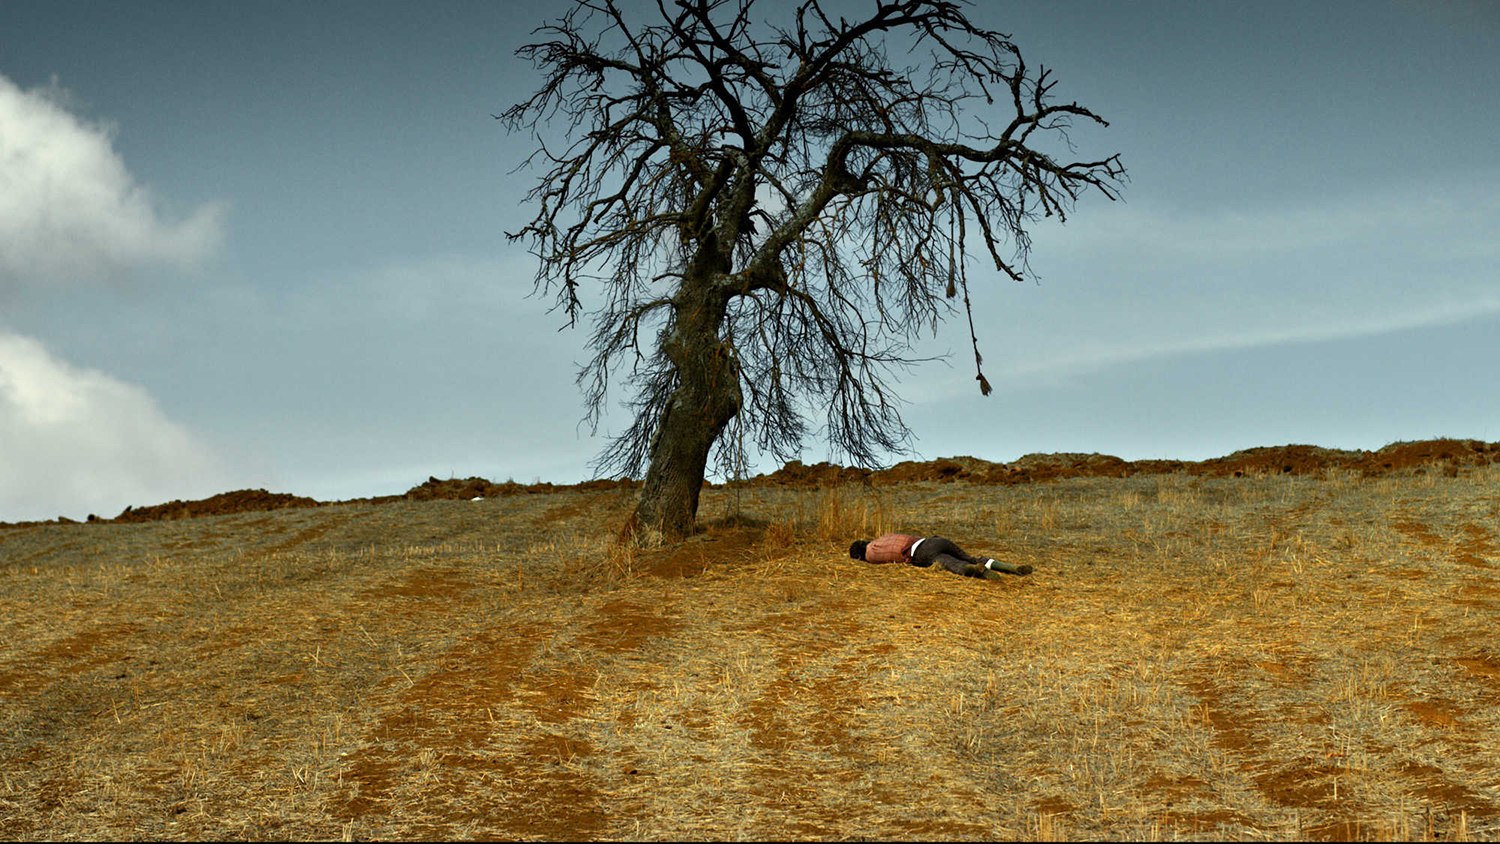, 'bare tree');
502,0,1124,541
